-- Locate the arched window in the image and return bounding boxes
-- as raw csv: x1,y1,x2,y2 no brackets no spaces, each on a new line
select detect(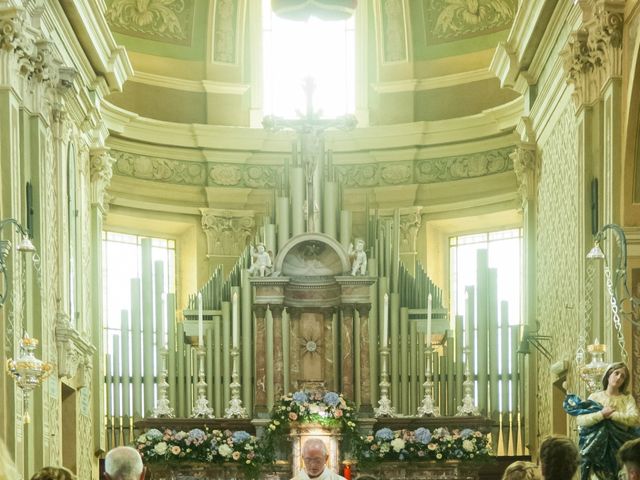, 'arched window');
262,0,355,118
